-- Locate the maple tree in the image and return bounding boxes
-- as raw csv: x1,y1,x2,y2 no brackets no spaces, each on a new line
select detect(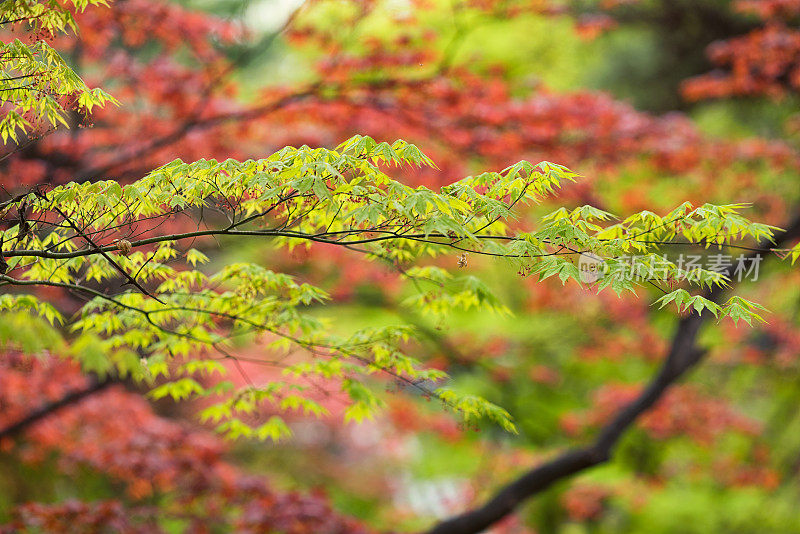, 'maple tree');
3,1,800,533
0,351,368,533
682,0,800,101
